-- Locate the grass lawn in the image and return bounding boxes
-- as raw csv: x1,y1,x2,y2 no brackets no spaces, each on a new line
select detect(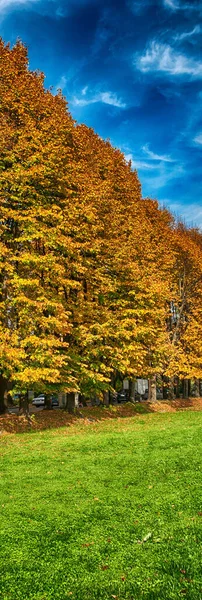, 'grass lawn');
0,410,202,600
